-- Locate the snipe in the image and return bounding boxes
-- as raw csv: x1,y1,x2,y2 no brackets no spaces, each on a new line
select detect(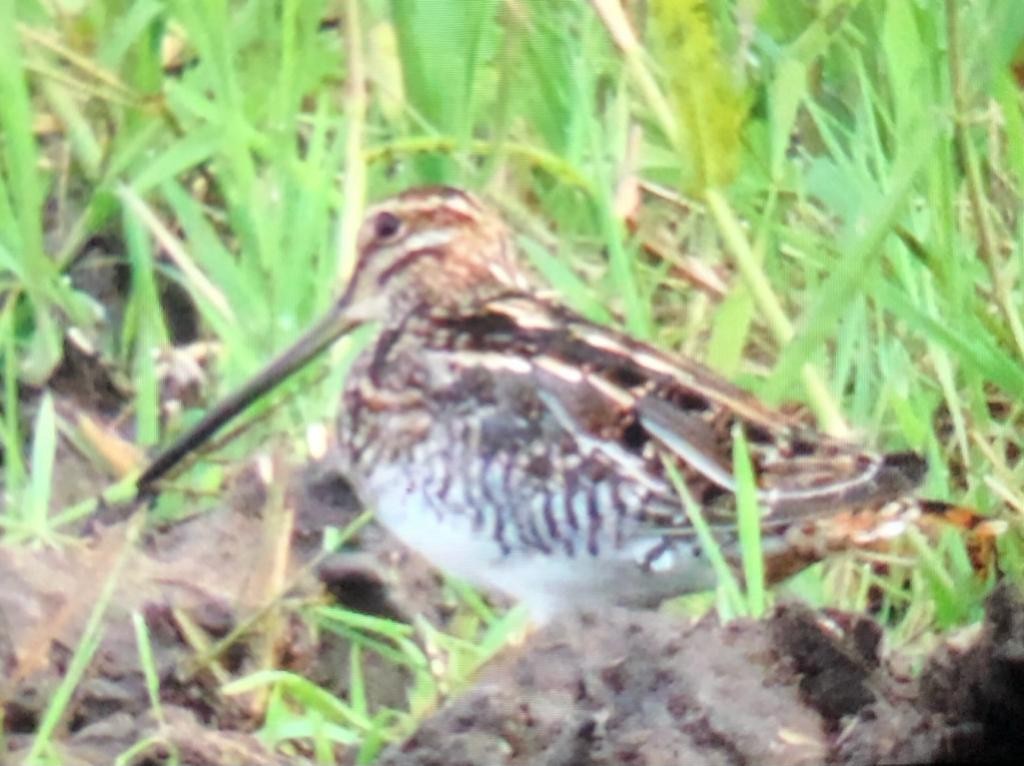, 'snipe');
138,186,994,620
